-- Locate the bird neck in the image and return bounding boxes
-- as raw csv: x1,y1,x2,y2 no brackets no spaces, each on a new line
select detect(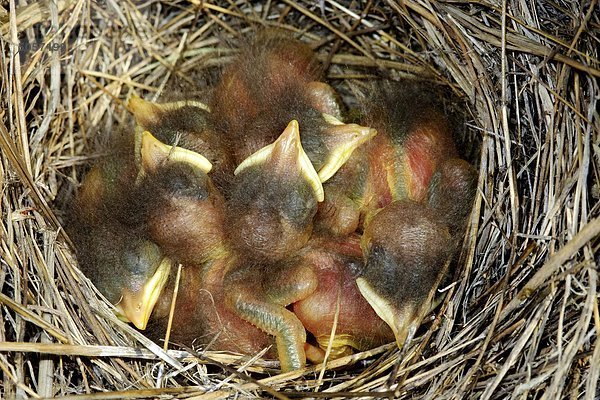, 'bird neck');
198,248,236,283
205,242,230,262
